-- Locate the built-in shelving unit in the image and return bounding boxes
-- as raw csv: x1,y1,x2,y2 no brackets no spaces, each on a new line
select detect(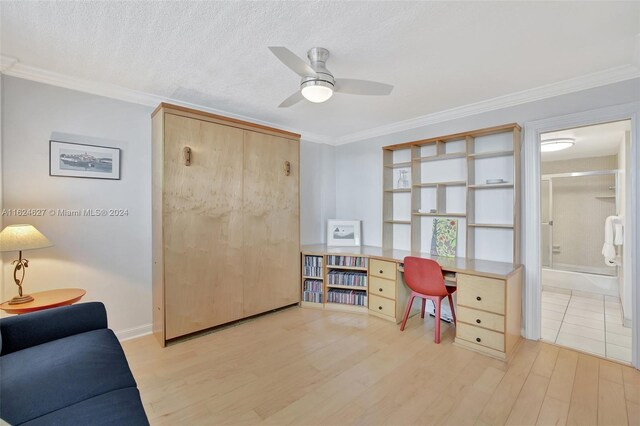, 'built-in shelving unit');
301,254,370,312
382,123,521,264
301,255,324,307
